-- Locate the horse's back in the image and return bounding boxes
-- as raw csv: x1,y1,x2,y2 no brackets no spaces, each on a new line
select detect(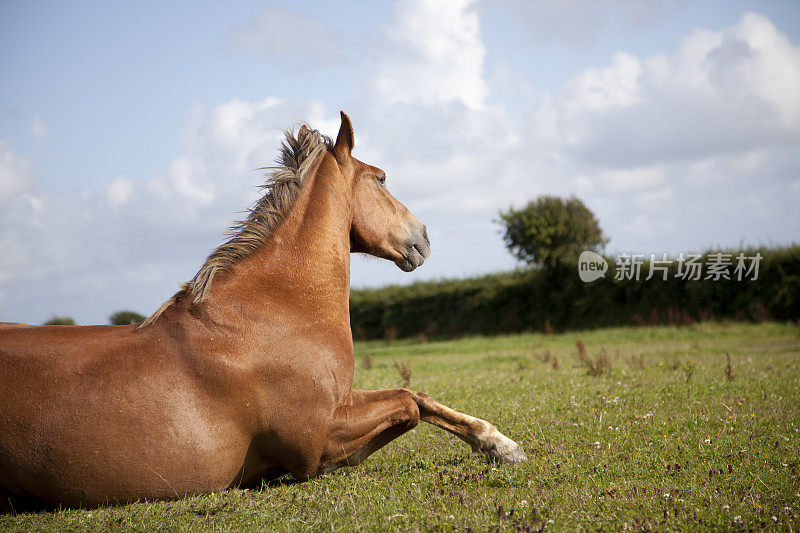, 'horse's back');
0,322,133,338
0,323,152,441
0,323,141,372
